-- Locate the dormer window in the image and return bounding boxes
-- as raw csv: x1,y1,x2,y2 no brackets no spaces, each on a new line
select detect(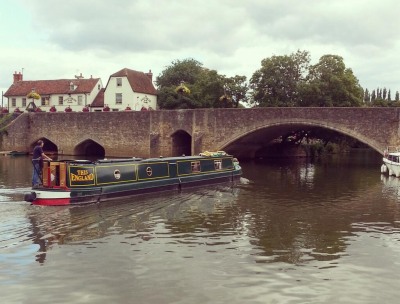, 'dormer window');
116,78,122,87
70,82,74,91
